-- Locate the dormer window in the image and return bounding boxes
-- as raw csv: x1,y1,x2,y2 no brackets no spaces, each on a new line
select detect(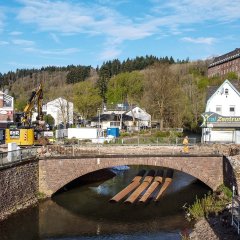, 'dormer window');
225,88,229,95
